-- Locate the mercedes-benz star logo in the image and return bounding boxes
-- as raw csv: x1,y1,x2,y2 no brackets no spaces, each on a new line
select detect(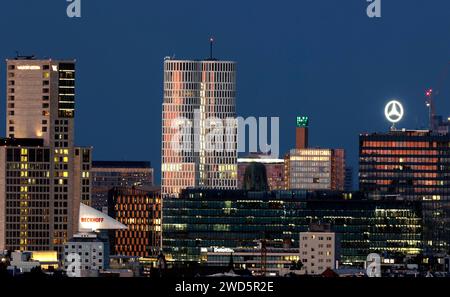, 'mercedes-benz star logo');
384,100,404,124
